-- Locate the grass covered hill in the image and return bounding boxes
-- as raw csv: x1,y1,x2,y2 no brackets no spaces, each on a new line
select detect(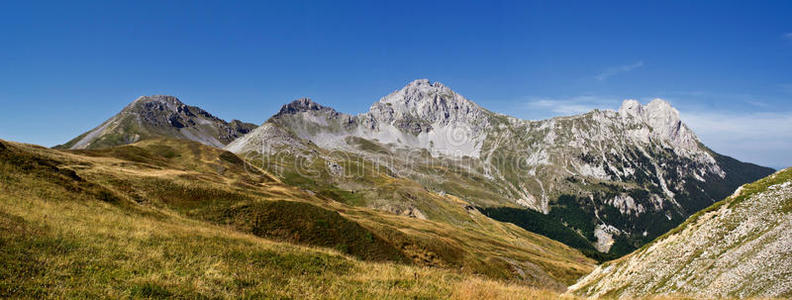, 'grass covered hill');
0,138,594,298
